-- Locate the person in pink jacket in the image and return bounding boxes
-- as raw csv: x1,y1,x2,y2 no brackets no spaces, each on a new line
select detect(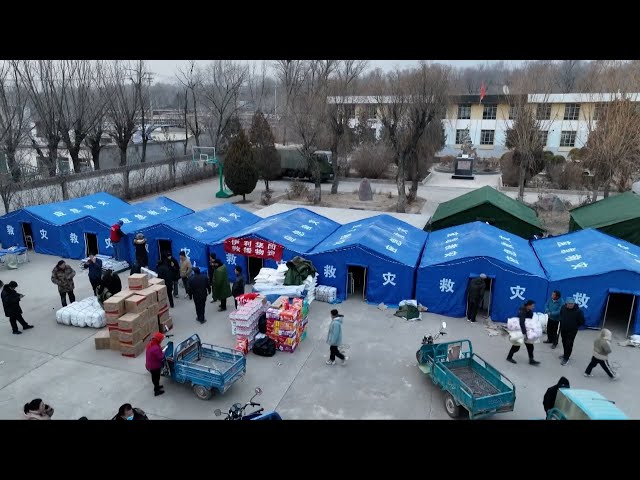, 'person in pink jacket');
145,332,166,397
